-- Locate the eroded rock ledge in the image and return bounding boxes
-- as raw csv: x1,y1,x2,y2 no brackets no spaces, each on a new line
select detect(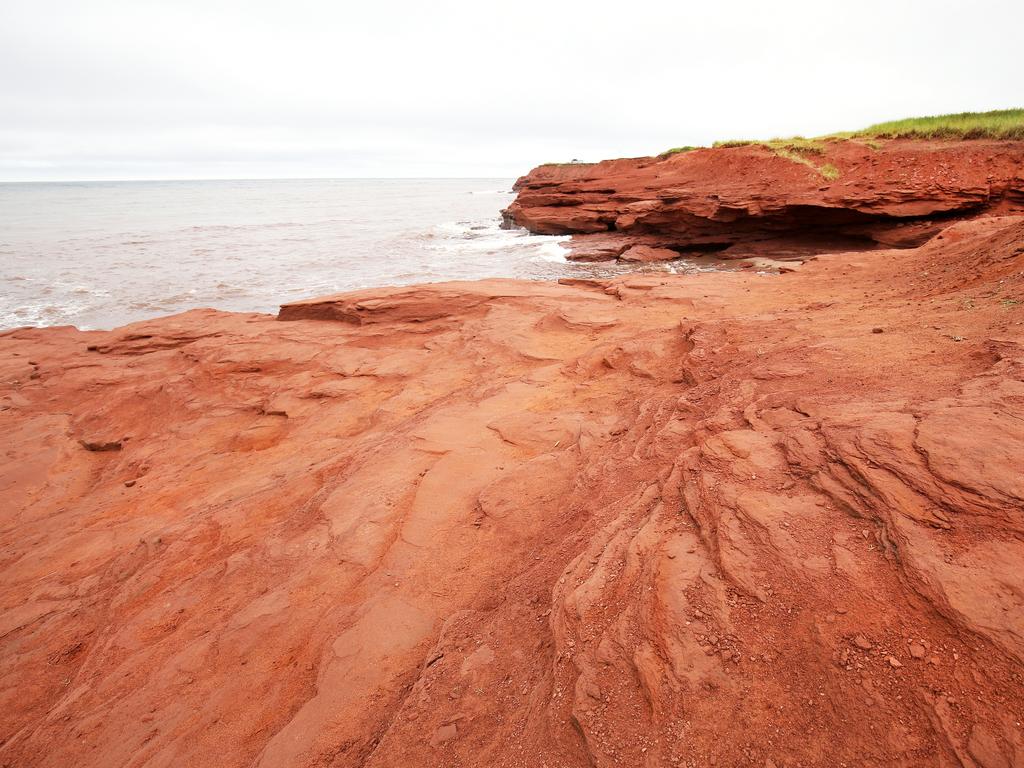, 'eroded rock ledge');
504,139,1024,262
1,214,1023,766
